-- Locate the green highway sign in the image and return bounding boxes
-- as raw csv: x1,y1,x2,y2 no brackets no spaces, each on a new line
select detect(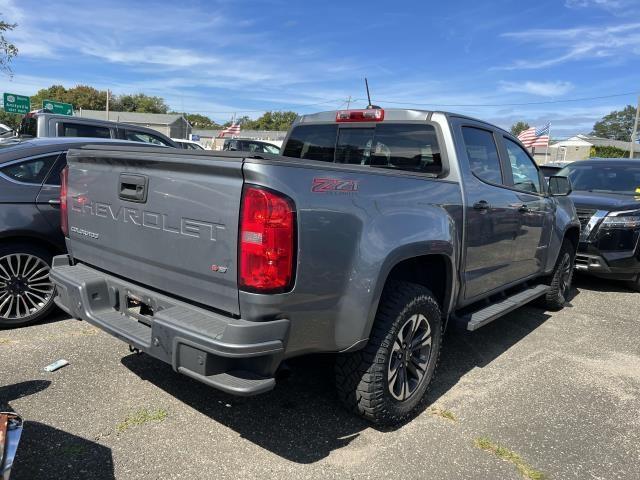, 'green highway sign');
3,92,31,114
43,99,74,116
